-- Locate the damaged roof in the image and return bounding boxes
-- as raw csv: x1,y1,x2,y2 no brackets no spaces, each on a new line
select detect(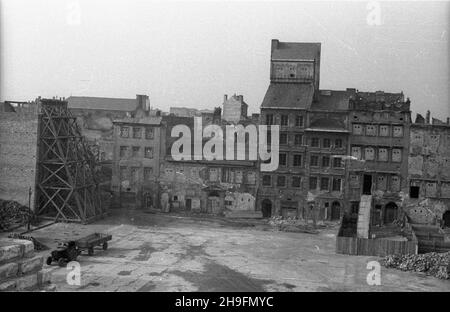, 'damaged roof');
311,90,355,111
67,96,137,111
260,83,314,109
